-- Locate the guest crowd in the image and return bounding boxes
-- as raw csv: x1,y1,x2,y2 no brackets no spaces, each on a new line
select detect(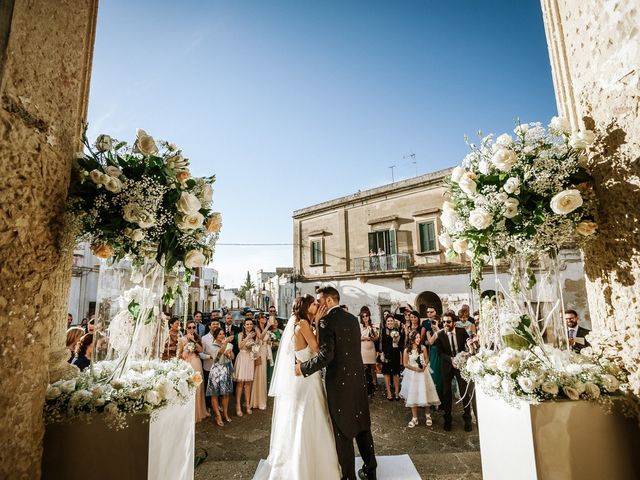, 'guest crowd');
65,300,590,433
